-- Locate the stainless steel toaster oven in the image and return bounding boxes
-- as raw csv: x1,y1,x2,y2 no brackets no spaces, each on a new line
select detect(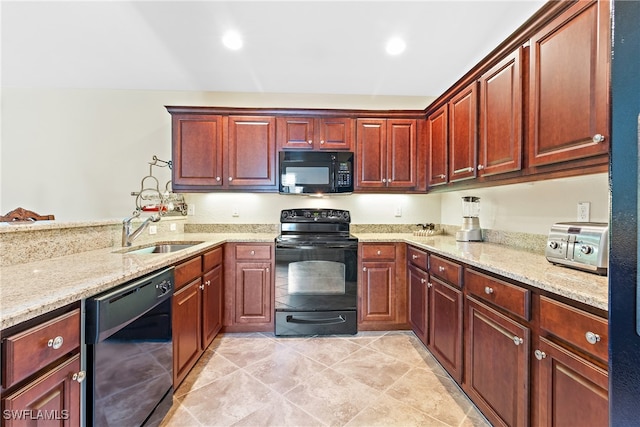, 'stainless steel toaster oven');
545,222,609,275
